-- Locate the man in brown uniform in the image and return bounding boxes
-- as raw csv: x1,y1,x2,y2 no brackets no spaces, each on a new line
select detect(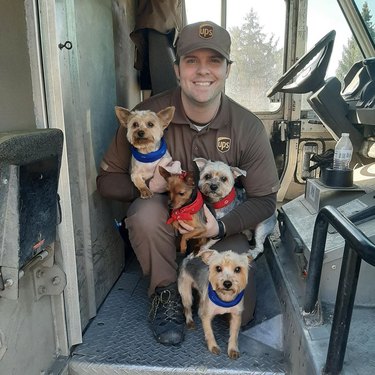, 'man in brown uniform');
97,21,279,346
